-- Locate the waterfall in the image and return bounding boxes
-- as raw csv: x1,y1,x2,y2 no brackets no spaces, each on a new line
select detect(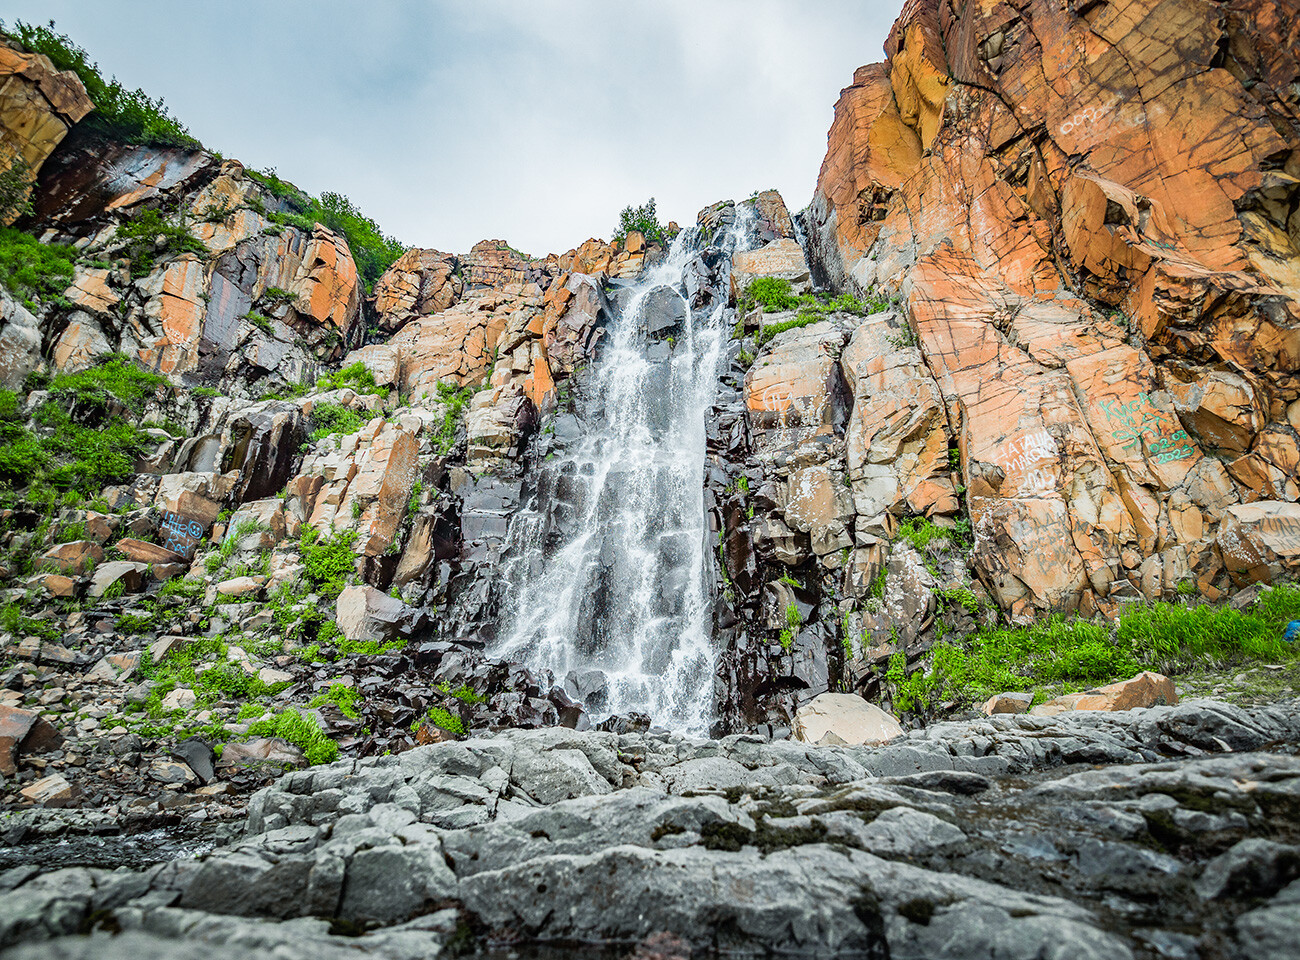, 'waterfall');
491,209,754,732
